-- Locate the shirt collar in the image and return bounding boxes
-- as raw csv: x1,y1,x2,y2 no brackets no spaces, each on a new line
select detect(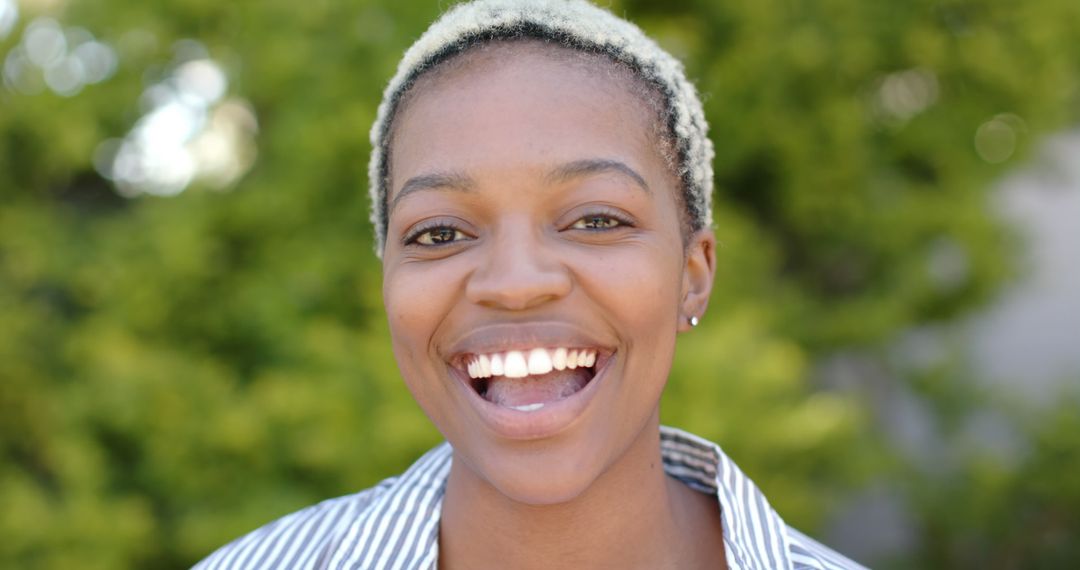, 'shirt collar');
659,426,793,570
326,426,792,569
